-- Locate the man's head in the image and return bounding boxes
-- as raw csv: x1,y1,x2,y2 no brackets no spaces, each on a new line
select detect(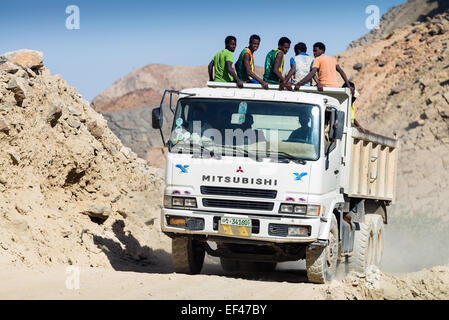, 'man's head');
298,113,310,127
225,35,237,52
248,34,261,53
278,37,291,54
294,42,307,55
313,42,326,57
